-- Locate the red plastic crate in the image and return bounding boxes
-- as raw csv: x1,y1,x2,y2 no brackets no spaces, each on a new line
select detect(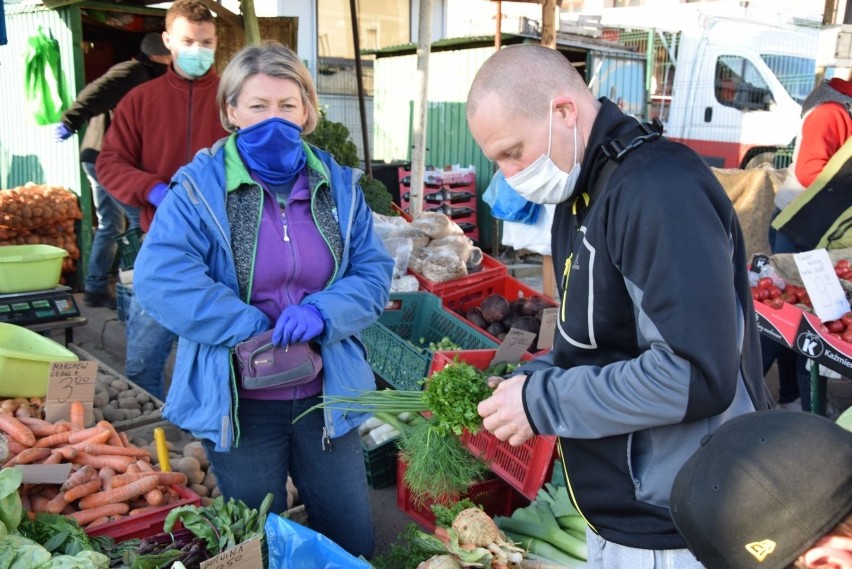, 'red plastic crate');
85,485,201,541
396,460,528,532
409,253,507,298
441,273,558,353
429,349,557,501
